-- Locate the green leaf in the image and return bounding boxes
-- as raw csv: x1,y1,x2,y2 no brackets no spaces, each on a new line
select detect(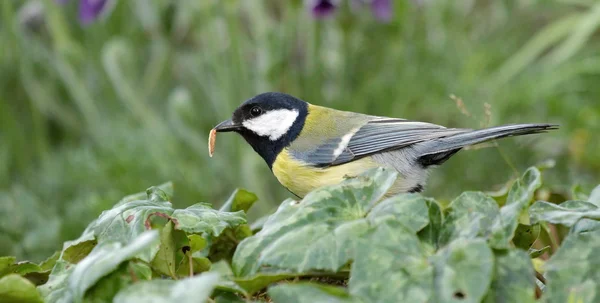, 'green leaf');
37,259,75,303
176,255,211,278
113,272,220,303
529,200,600,226
62,232,97,264
210,261,248,295
115,182,174,207
367,193,430,232
151,221,178,278
349,219,432,302
83,262,141,302
483,249,536,303
544,231,600,303
512,224,541,250
68,230,159,302
433,239,494,303
418,198,444,251
529,246,550,258
0,274,44,303
171,203,247,236
439,192,500,245
489,168,542,249
64,186,246,263
188,234,207,253
220,188,259,213
0,256,16,272
589,185,600,207
269,283,359,303
39,252,61,271
207,224,252,263
232,168,398,279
